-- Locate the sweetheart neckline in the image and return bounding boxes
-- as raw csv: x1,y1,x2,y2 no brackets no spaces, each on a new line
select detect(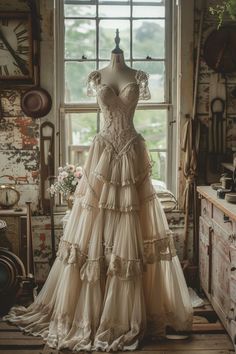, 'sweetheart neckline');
98,81,138,97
